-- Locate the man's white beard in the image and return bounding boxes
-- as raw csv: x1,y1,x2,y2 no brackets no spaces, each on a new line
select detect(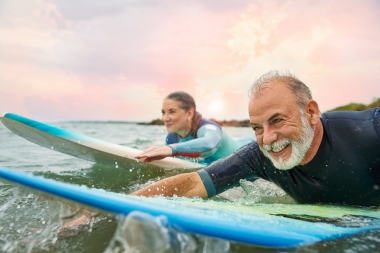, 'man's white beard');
260,112,315,170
